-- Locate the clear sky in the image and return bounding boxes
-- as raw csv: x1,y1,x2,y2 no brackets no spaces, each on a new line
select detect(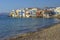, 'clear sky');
0,0,60,13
